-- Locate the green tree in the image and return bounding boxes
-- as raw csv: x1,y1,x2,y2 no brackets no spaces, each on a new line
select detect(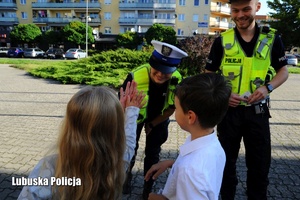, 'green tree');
62,21,94,48
10,24,42,45
116,31,143,49
144,23,177,45
178,34,216,76
267,0,300,48
44,30,64,46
